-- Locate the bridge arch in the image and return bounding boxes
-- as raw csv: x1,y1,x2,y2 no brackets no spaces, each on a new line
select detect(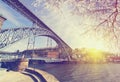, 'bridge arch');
0,27,72,59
